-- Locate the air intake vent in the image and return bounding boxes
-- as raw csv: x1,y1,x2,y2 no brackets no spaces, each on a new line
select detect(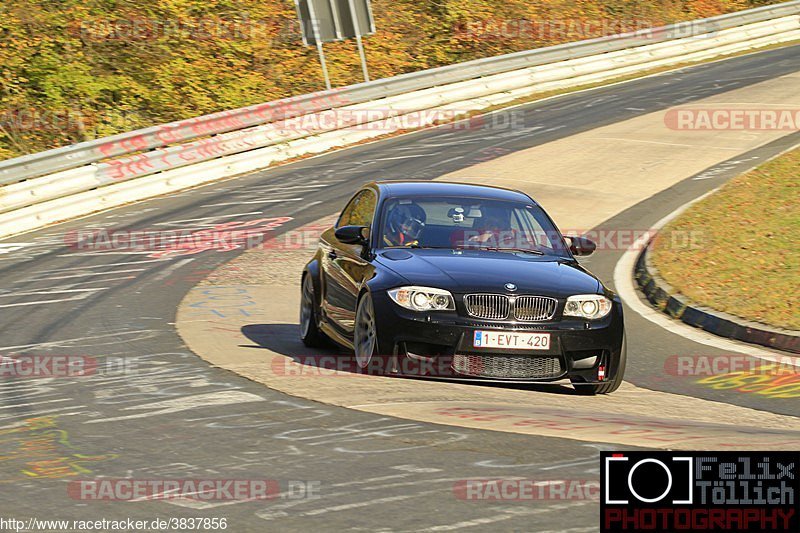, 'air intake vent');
453,354,563,379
